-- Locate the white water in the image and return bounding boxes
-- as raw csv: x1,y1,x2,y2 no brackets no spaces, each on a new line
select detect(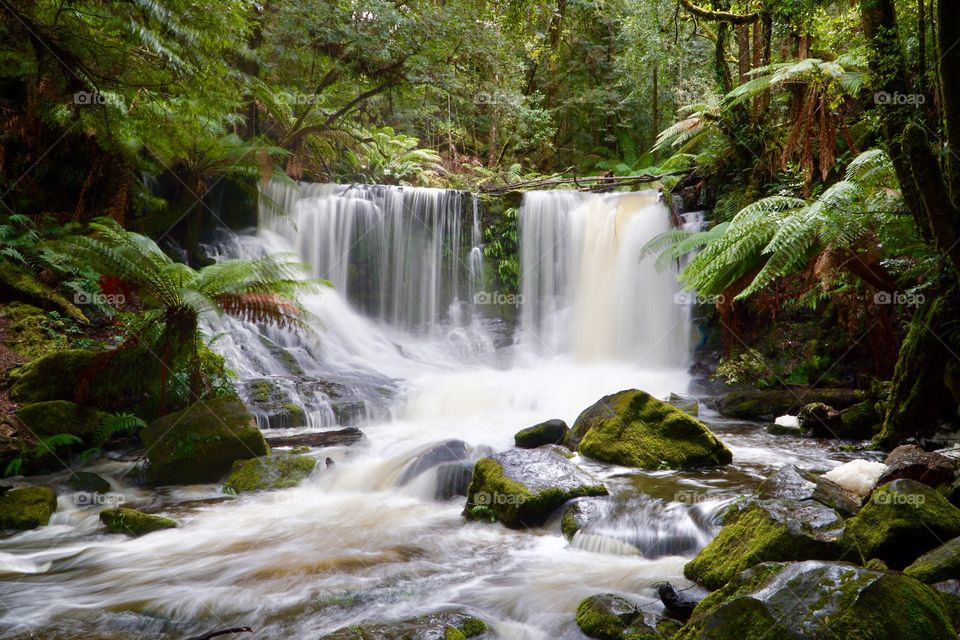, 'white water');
0,183,861,639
